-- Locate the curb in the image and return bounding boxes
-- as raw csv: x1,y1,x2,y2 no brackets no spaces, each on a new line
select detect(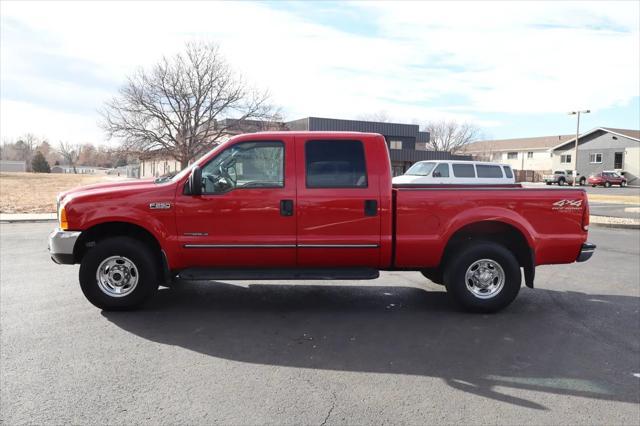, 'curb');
589,221,640,230
0,218,58,224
